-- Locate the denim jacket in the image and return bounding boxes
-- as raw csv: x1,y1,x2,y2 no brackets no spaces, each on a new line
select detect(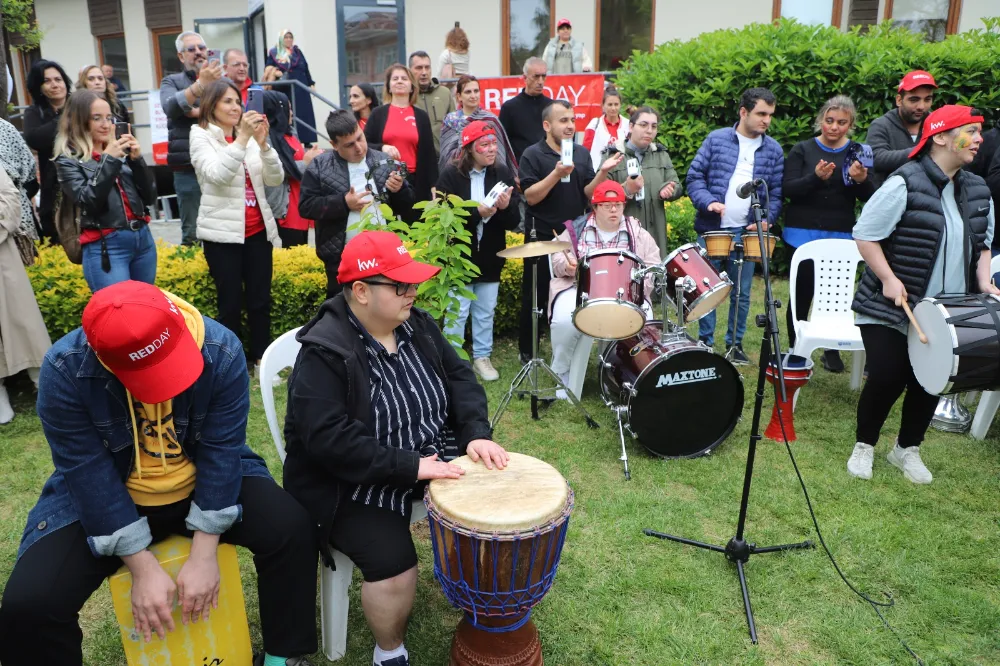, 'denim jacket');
17,318,270,561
